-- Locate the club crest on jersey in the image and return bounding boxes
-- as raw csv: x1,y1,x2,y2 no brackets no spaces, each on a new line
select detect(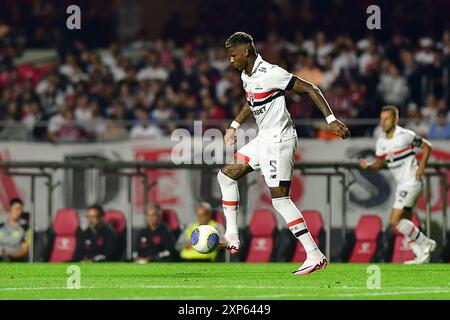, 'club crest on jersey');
248,91,255,104
386,151,394,162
